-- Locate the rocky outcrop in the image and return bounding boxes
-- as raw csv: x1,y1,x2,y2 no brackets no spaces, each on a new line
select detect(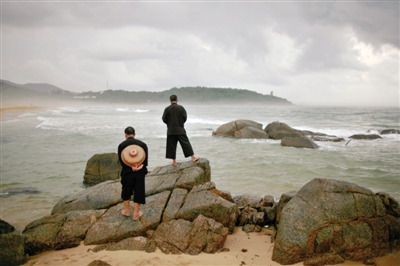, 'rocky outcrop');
379,129,400,135
264,121,304,139
349,134,382,140
272,178,400,265
212,120,269,139
23,159,238,256
152,215,229,255
233,194,277,233
213,120,400,144
281,136,319,149
11,154,400,264
83,153,121,186
0,219,27,266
